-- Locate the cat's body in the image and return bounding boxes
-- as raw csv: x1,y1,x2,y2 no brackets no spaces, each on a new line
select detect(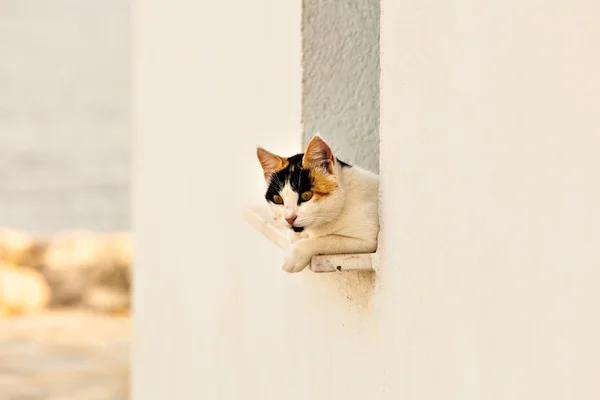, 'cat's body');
257,135,379,273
